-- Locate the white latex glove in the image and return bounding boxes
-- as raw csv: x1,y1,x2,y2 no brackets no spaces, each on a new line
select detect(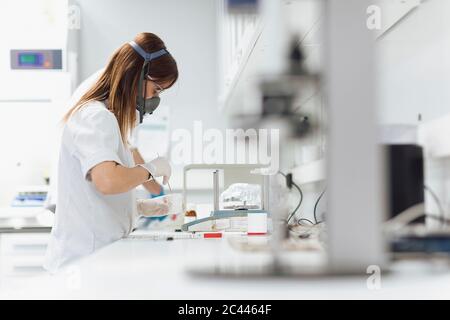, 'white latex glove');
136,198,169,217
138,156,172,185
